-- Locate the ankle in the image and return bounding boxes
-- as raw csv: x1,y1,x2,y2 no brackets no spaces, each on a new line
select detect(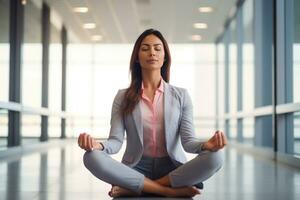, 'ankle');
164,187,176,197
